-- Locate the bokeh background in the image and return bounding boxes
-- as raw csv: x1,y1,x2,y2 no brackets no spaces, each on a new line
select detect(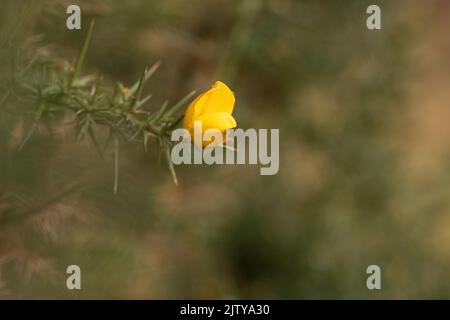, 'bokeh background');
1,0,450,299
